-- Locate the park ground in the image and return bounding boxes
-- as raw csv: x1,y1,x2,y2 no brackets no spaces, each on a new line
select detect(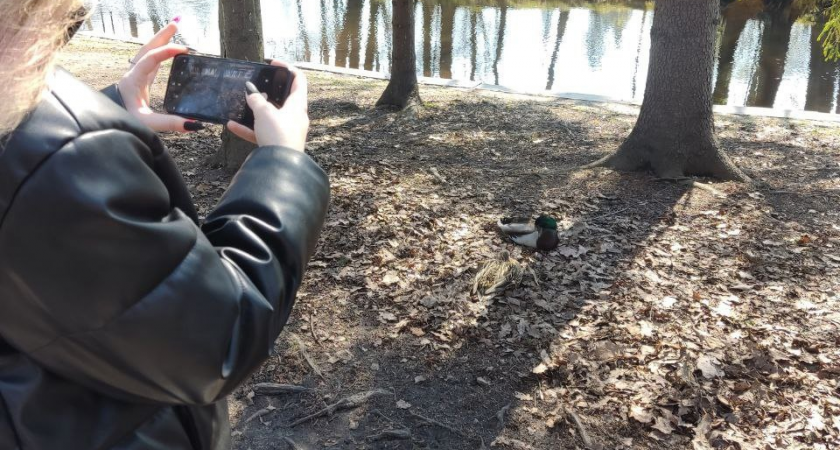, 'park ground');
61,37,840,450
